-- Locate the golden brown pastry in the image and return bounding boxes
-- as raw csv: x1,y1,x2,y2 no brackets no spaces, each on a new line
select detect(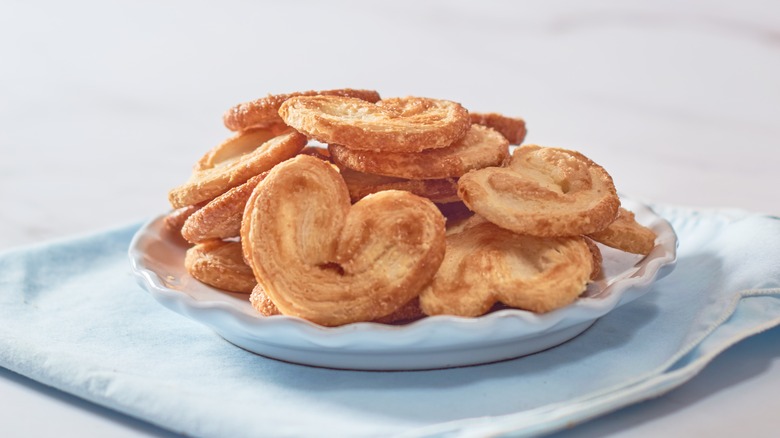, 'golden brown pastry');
279,96,470,153
184,240,257,293
588,207,657,255
470,112,527,145
164,88,666,326
249,285,425,324
249,284,281,316
241,155,446,326
163,204,202,233
168,129,306,208
339,167,459,203
420,220,593,316
223,89,381,131
457,145,620,236
584,236,604,280
329,125,509,179
180,172,268,243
